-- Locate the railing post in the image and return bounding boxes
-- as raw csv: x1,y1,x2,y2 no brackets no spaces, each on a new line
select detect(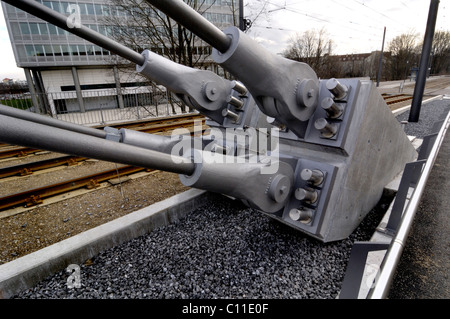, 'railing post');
71,67,86,113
